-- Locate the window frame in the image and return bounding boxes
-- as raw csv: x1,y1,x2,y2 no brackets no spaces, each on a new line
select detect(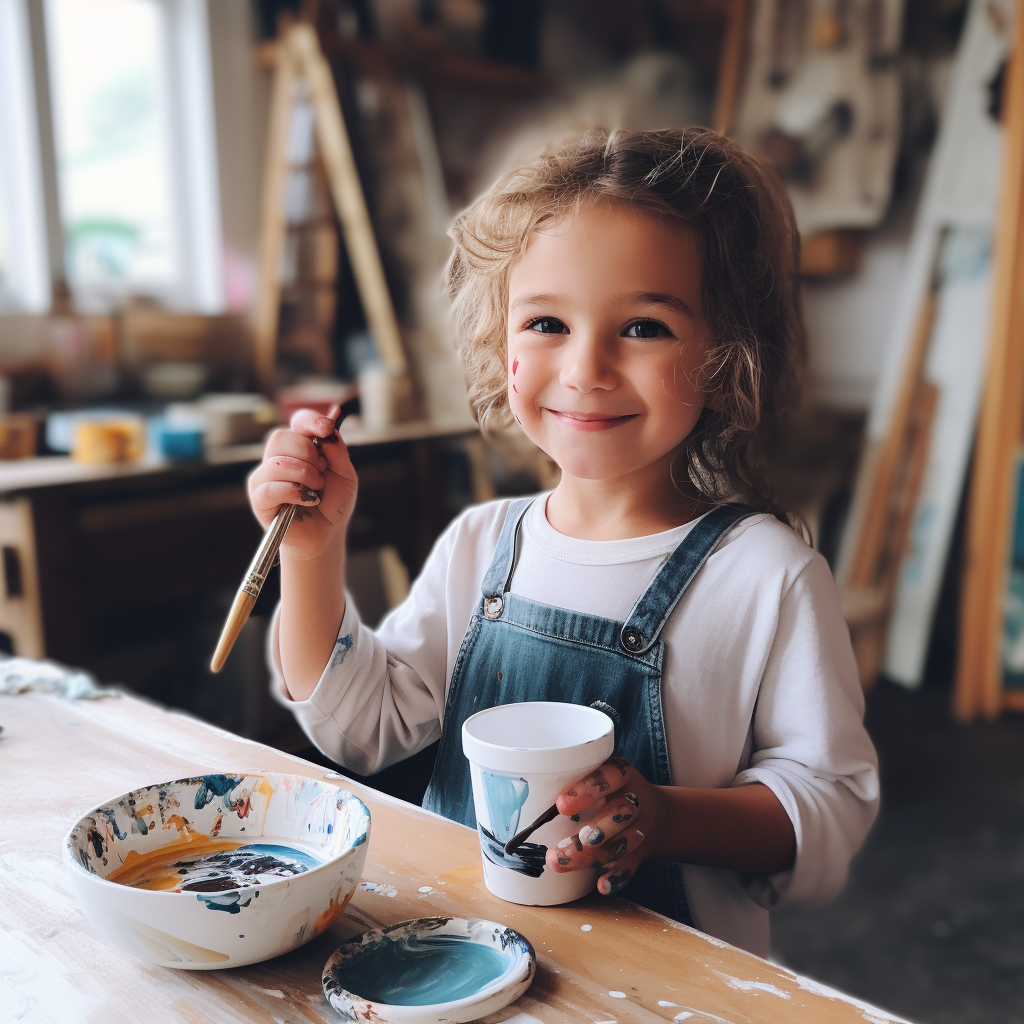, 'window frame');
0,0,224,315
